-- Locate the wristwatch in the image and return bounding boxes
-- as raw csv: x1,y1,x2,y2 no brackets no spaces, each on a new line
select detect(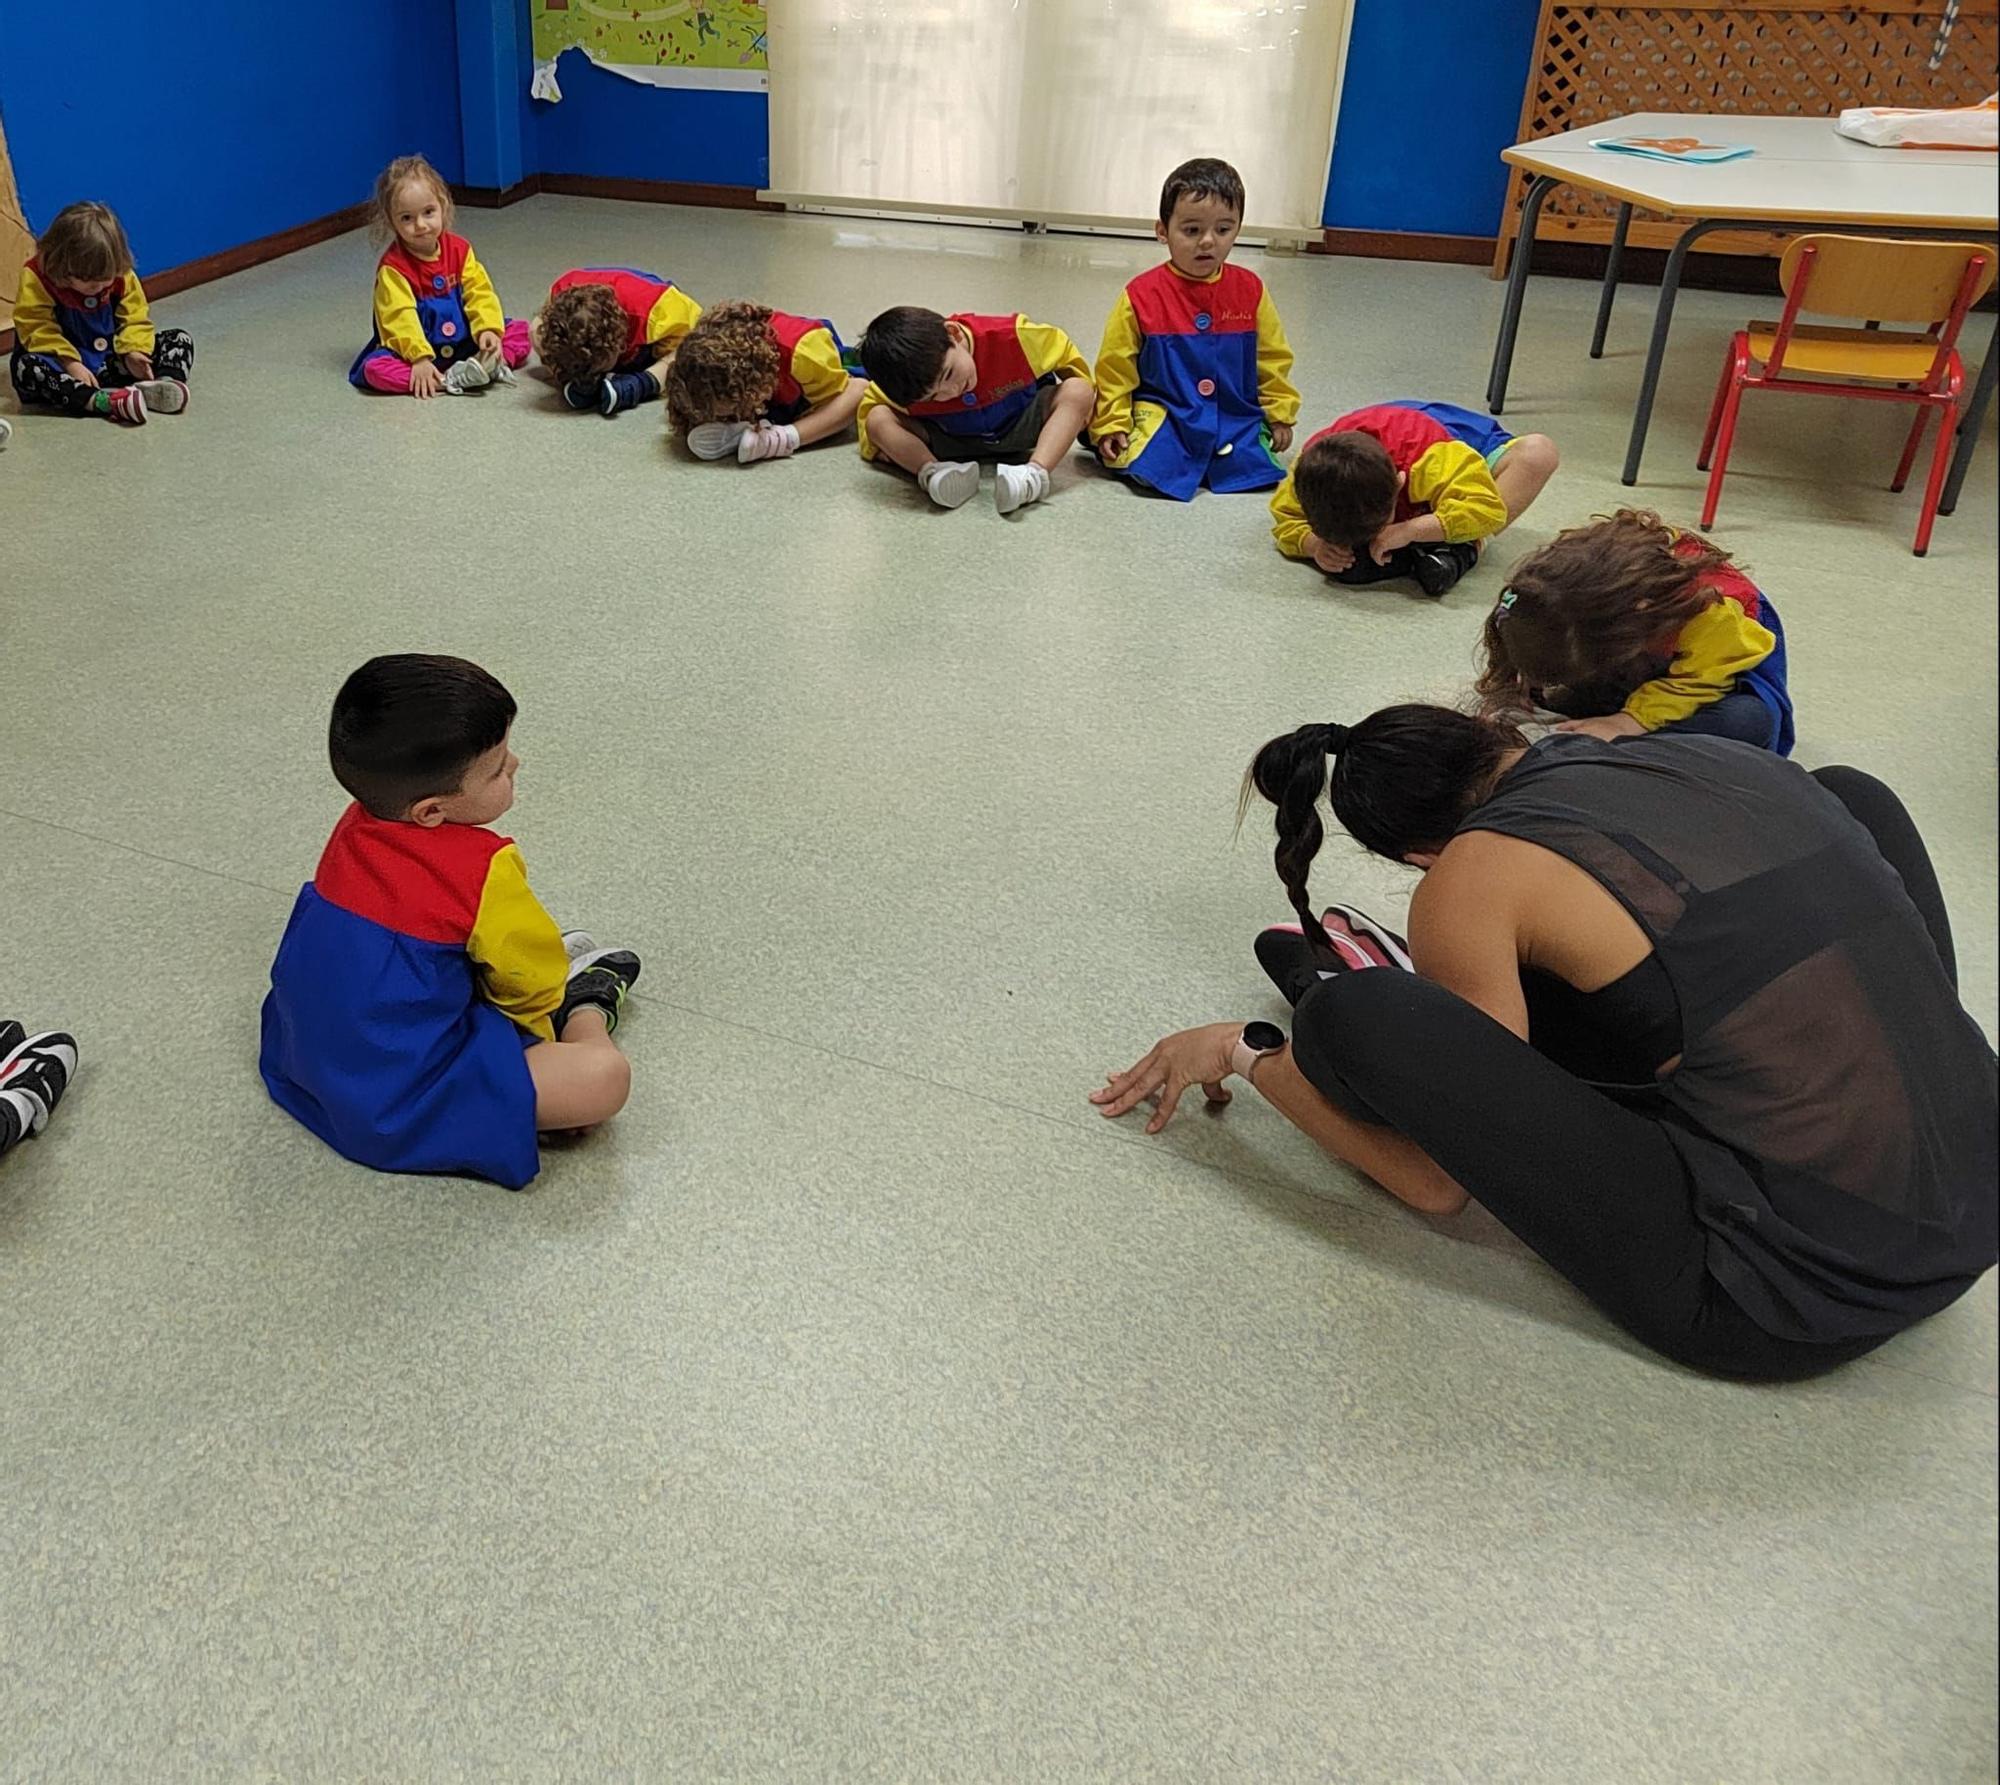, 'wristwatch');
1230,1020,1287,1082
